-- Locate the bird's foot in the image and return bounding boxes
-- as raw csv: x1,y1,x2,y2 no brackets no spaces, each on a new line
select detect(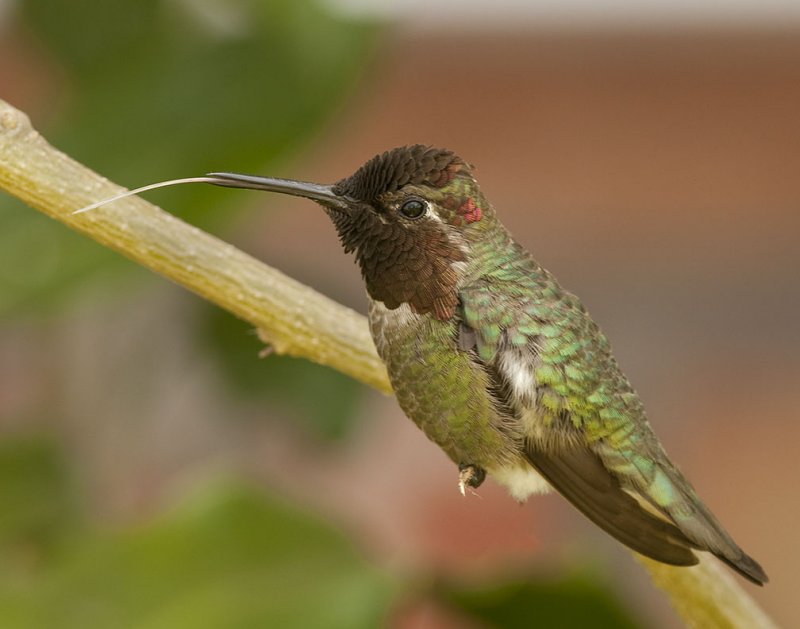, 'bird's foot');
458,464,486,496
